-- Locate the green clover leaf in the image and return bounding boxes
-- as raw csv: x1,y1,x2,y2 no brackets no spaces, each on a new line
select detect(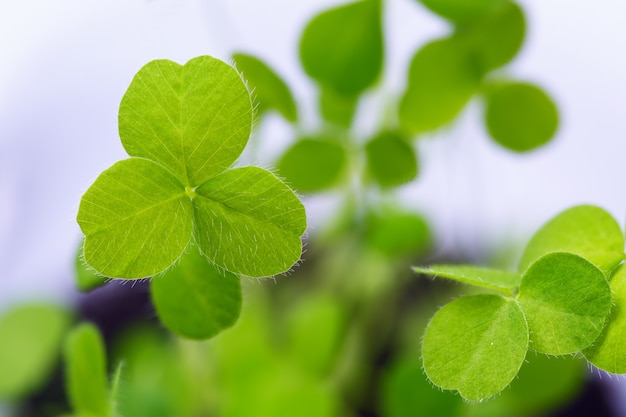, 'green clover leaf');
584,263,626,373
518,205,624,275
413,264,521,293
299,0,383,96
276,138,348,194
484,81,559,153
399,36,482,134
467,2,526,72
232,52,298,122
150,245,242,340
77,55,306,279
517,252,611,355
364,131,418,189
419,0,508,24
118,56,251,185
422,294,528,401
